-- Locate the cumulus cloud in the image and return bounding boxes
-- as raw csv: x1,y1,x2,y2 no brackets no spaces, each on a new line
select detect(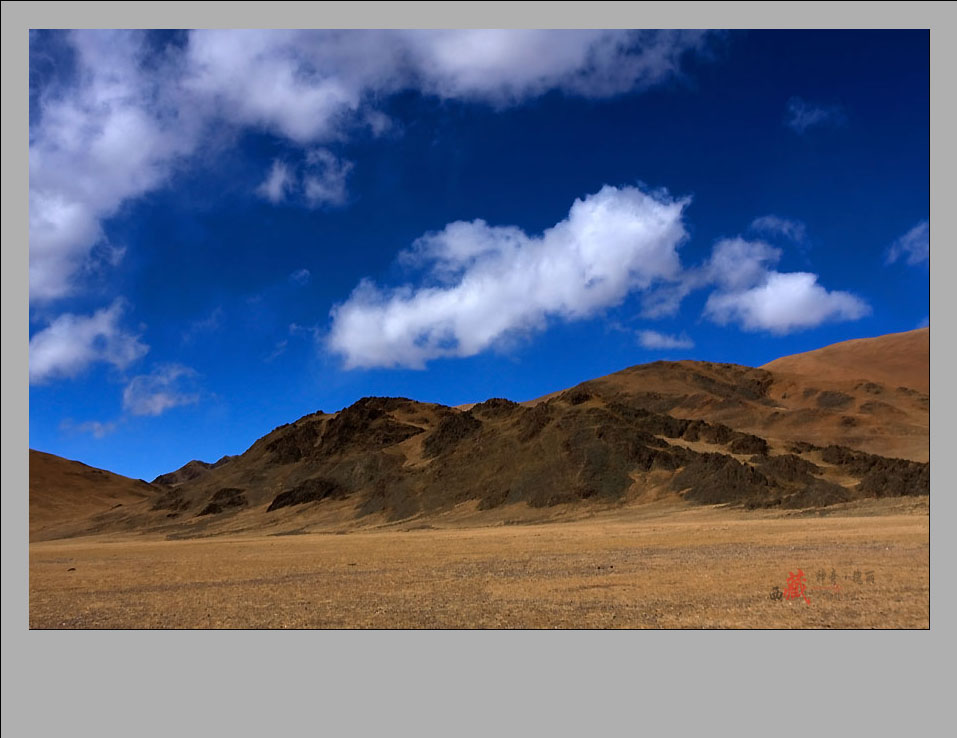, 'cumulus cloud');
30,31,199,303
886,220,929,266
30,29,717,304
637,330,694,350
182,30,712,135
749,215,807,243
328,195,874,367
704,270,870,334
402,29,712,104
785,96,846,133
700,236,869,333
122,364,200,416
29,299,149,384
329,185,690,368
640,235,786,319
